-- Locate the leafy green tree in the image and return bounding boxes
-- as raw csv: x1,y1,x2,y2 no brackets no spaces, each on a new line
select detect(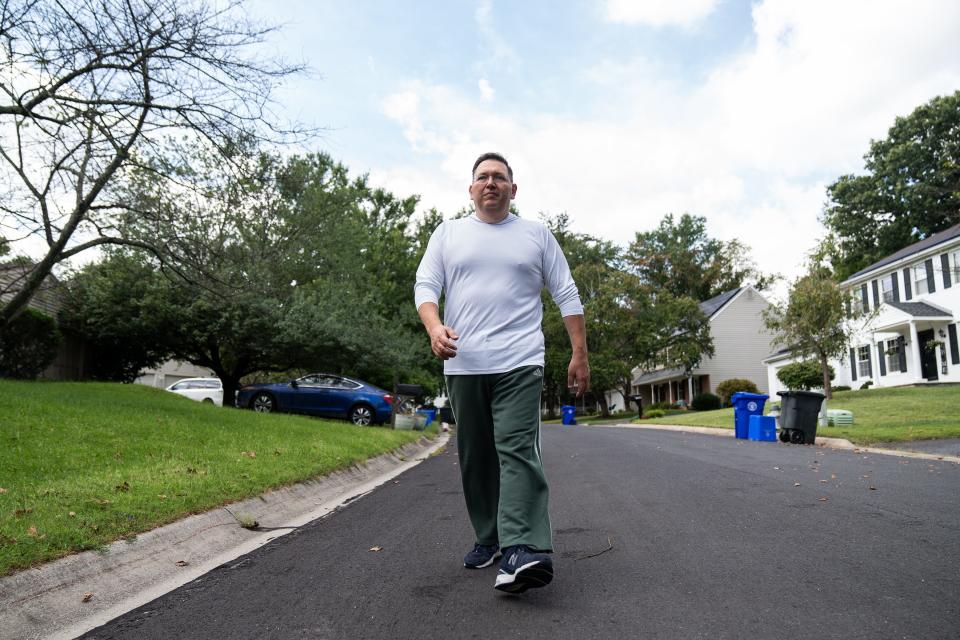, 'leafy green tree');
823,91,960,279
626,213,775,300
540,213,713,418
67,142,437,404
763,263,867,400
